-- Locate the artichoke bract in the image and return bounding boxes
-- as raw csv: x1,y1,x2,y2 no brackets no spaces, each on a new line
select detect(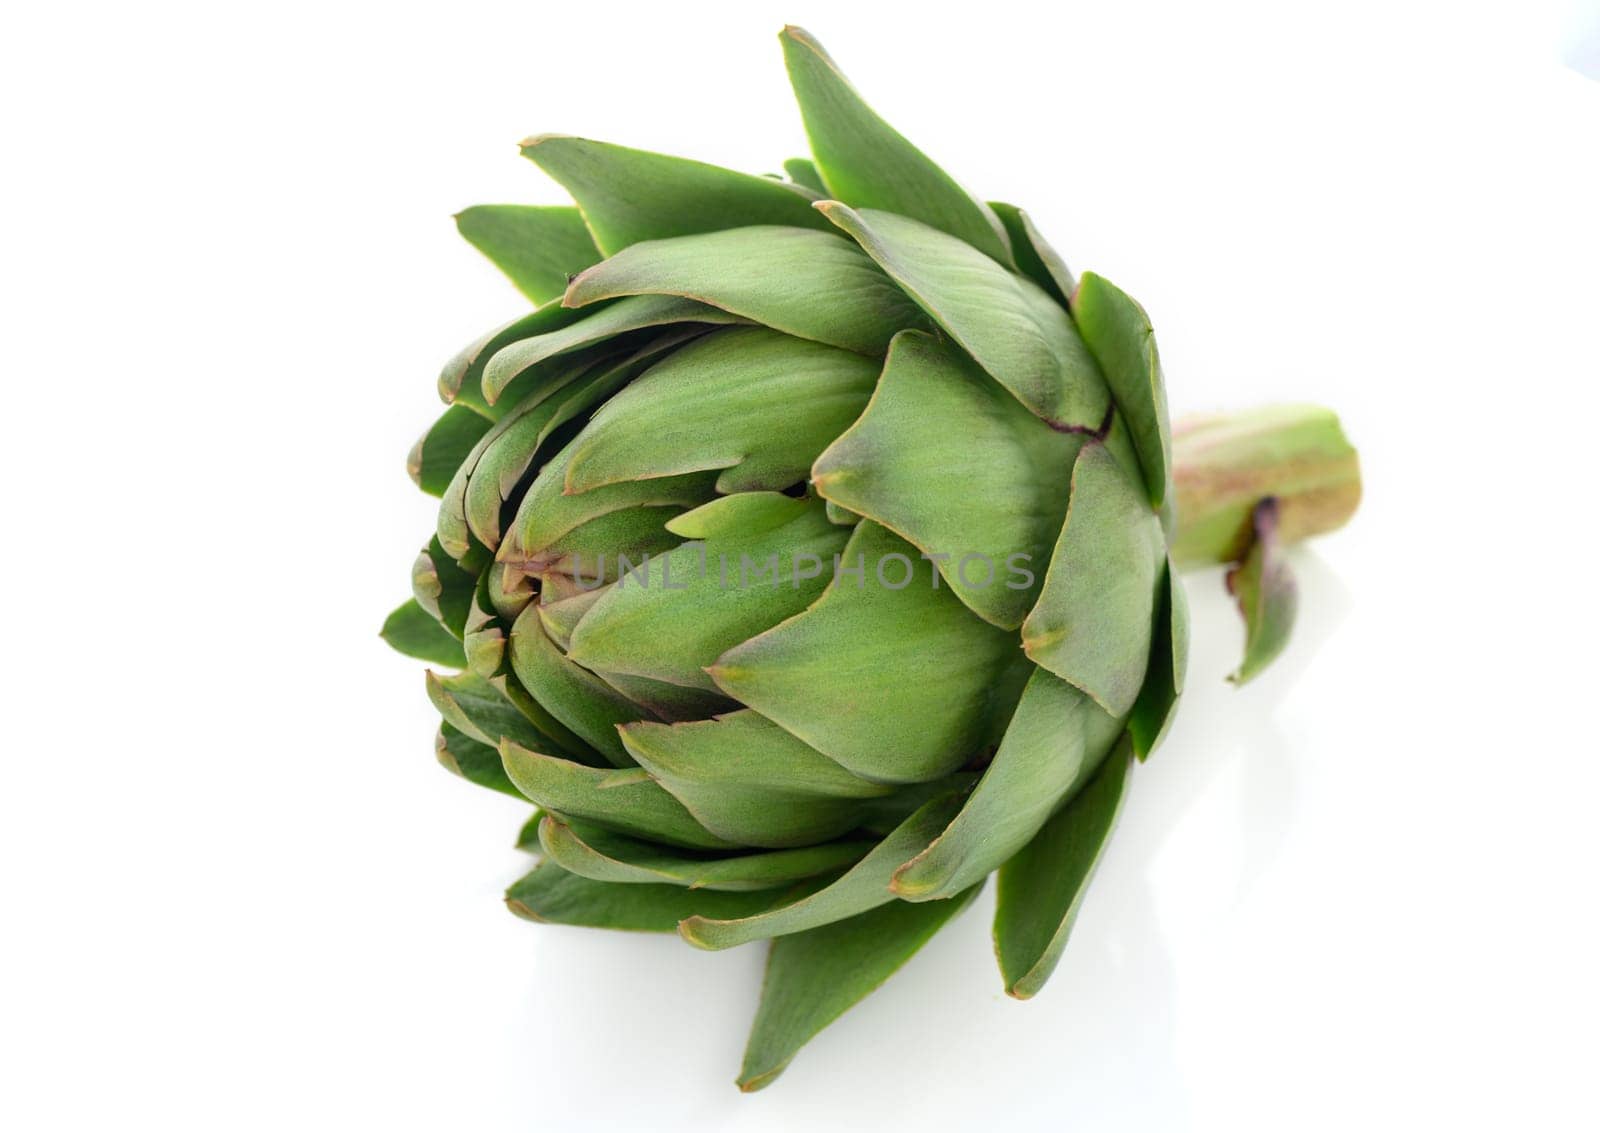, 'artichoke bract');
382,26,1360,1090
